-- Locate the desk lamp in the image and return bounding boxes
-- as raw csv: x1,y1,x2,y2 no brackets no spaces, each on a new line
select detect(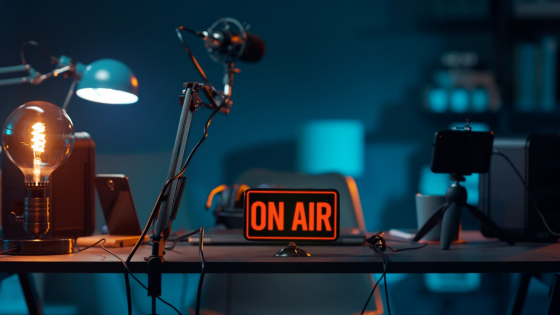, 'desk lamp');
0,41,139,111
2,101,75,254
